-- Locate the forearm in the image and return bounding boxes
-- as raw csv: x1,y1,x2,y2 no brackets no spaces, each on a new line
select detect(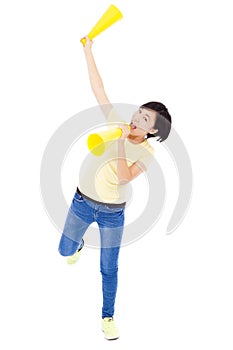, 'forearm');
117,140,131,184
82,36,110,111
84,49,104,92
